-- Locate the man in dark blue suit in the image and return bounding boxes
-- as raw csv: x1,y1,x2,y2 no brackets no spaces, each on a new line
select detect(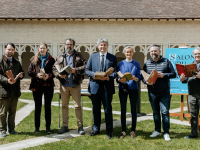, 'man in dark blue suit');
85,38,117,139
